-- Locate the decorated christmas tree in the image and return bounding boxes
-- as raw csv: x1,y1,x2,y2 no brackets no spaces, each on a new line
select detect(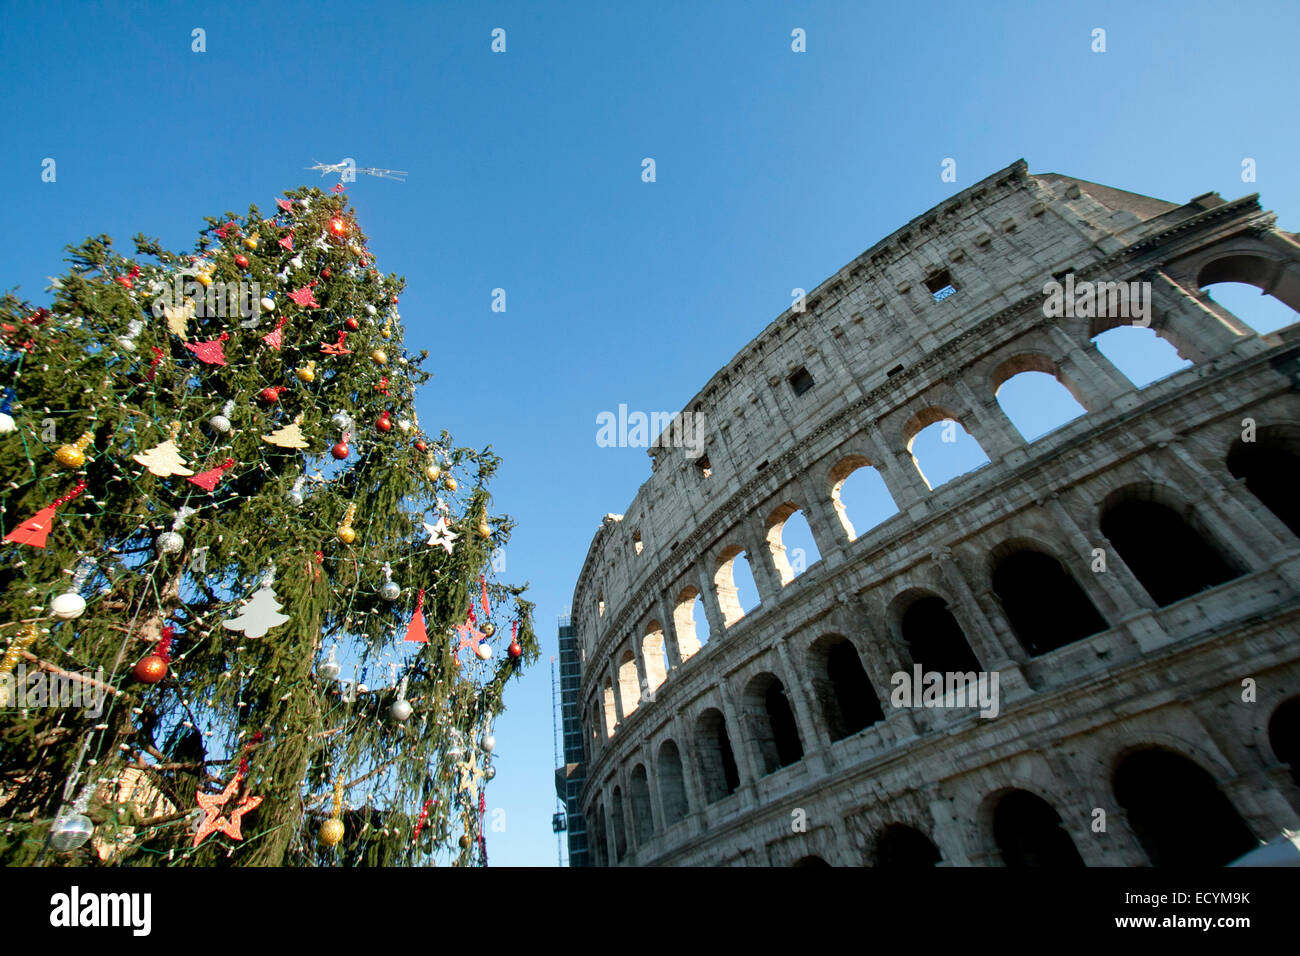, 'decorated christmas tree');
0,186,535,866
